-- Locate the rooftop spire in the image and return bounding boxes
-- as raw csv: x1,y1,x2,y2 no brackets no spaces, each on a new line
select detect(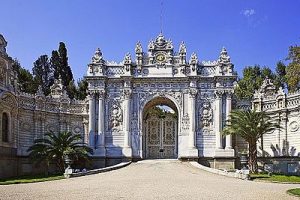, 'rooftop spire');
160,0,164,34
